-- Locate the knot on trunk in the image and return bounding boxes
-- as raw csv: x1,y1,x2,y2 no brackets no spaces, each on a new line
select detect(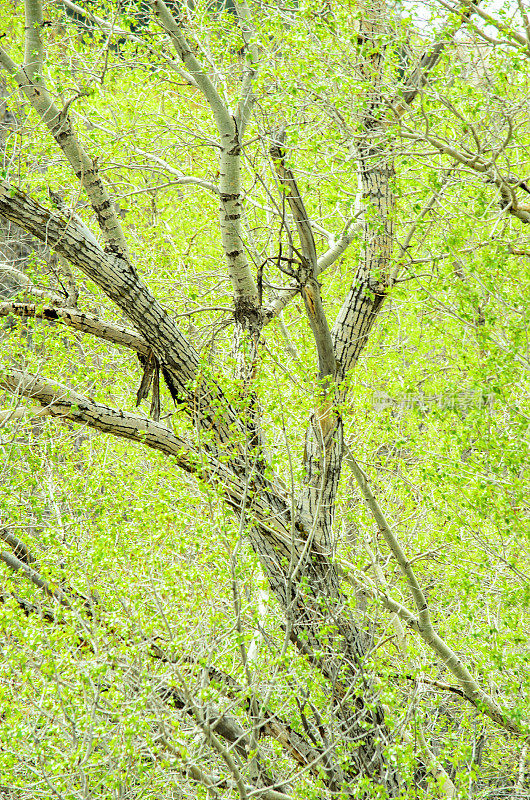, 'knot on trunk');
233,295,262,333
